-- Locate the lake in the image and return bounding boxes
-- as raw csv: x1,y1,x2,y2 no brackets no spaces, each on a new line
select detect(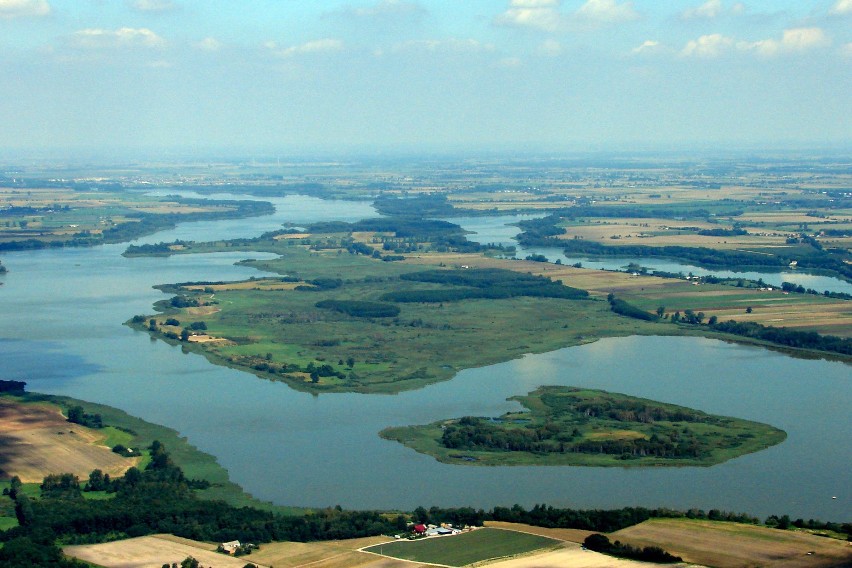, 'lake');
0,196,849,520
